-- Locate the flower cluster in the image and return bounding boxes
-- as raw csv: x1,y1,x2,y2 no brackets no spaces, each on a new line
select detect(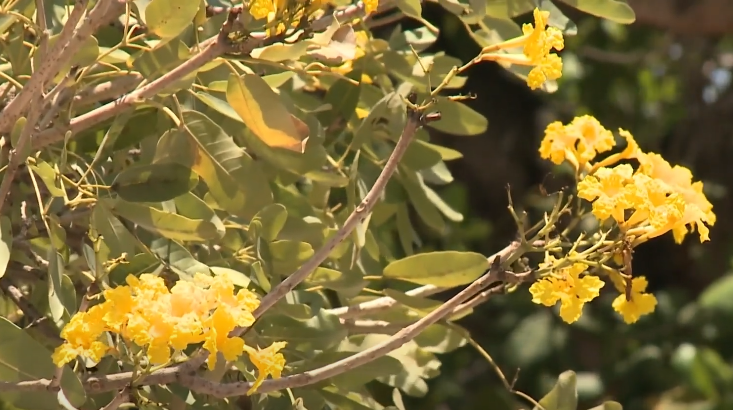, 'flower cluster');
541,115,715,244
480,8,565,90
52,274,287,394
531,115,716,324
